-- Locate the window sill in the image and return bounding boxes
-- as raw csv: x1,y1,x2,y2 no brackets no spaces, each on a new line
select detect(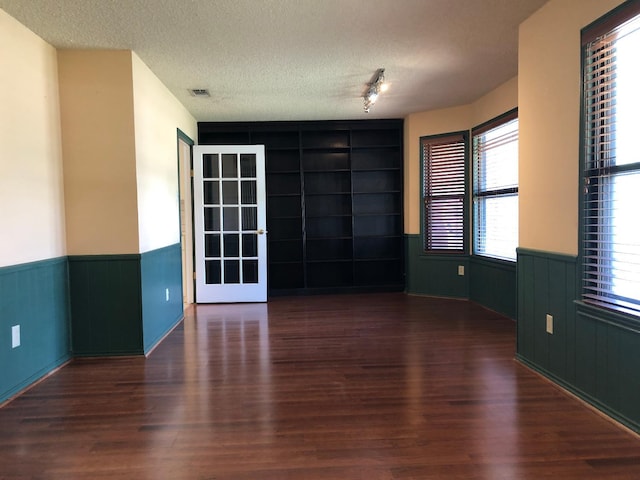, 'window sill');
575,300,640,334
471,254,516,266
